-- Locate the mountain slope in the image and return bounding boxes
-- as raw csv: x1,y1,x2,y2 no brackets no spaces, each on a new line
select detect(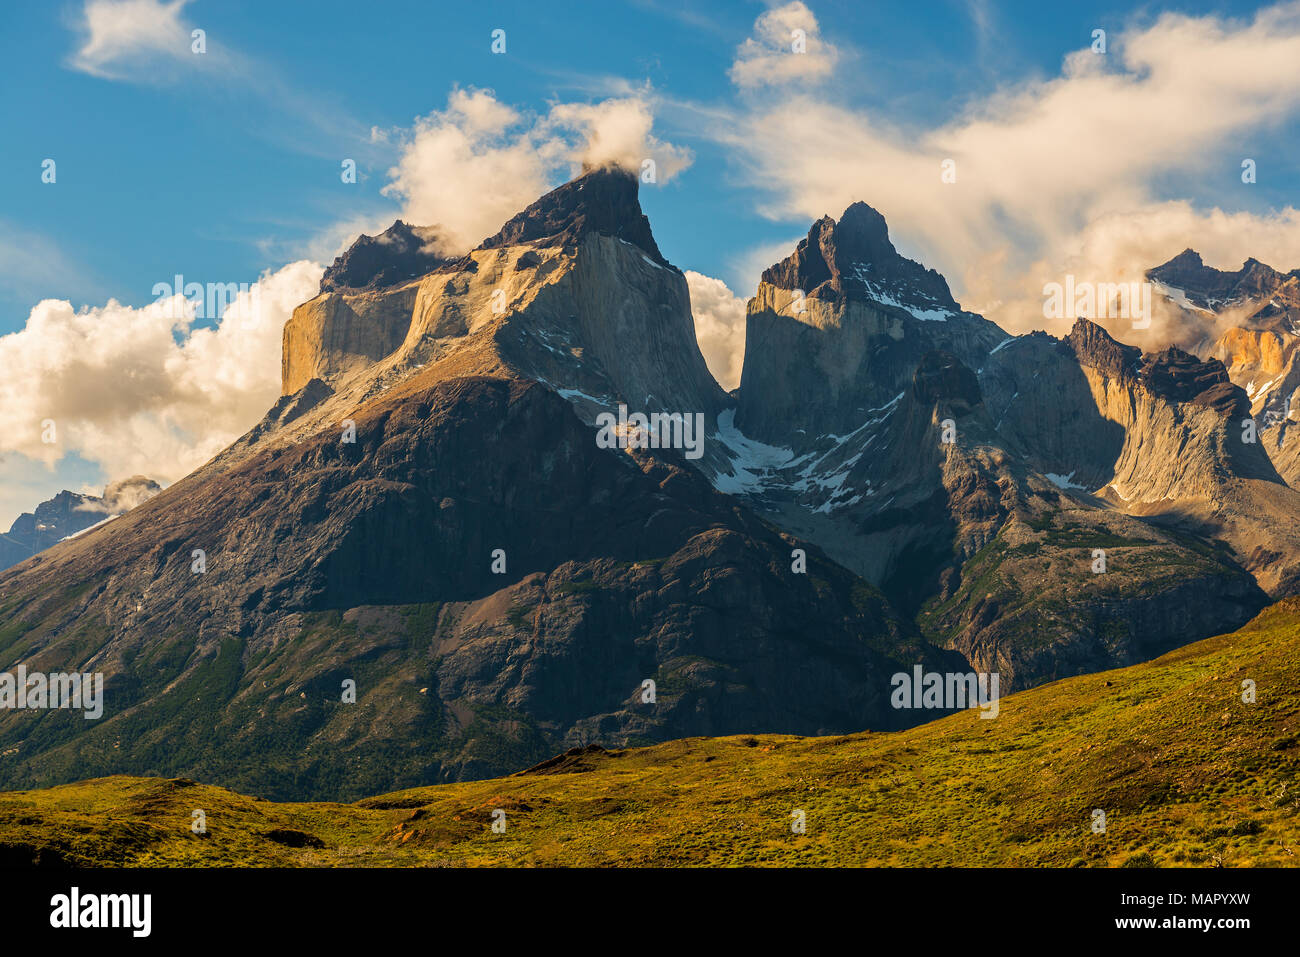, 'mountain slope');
5,597,1297,867
0,371,942,800
0,170,948,802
